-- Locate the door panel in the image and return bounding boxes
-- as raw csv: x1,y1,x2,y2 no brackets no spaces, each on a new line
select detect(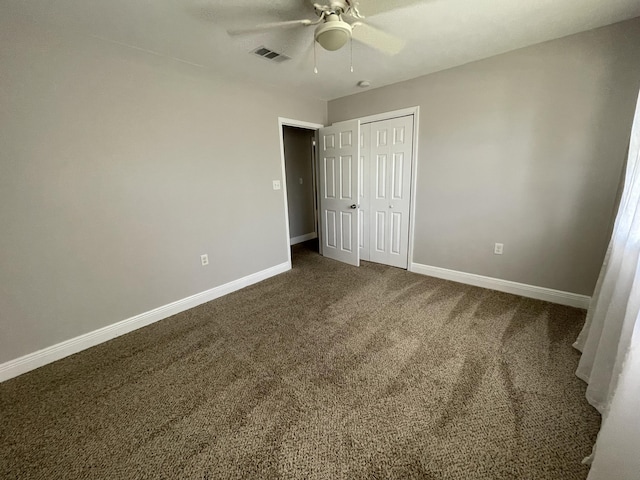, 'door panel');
324,157,336,198
340,130,353,148
319,120,360,266
376,154,387,198
391,212,402,255
375,211,385,252
377,129,387,147
340,156,352,198
368,116,414,268
392,153,404,199
340,212,353,251
325,210,337,248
